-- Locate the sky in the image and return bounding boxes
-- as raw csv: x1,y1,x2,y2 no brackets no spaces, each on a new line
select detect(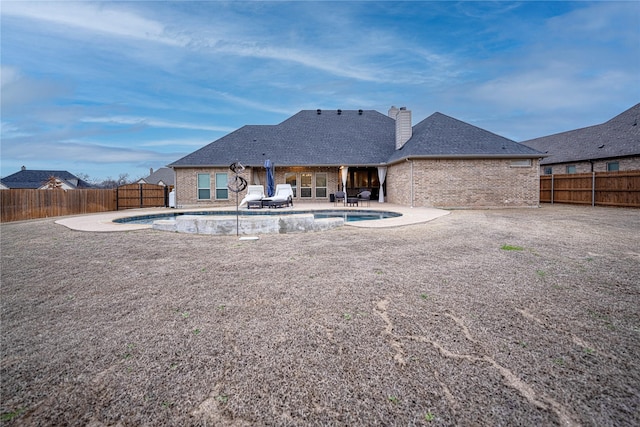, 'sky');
1,1,639,182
